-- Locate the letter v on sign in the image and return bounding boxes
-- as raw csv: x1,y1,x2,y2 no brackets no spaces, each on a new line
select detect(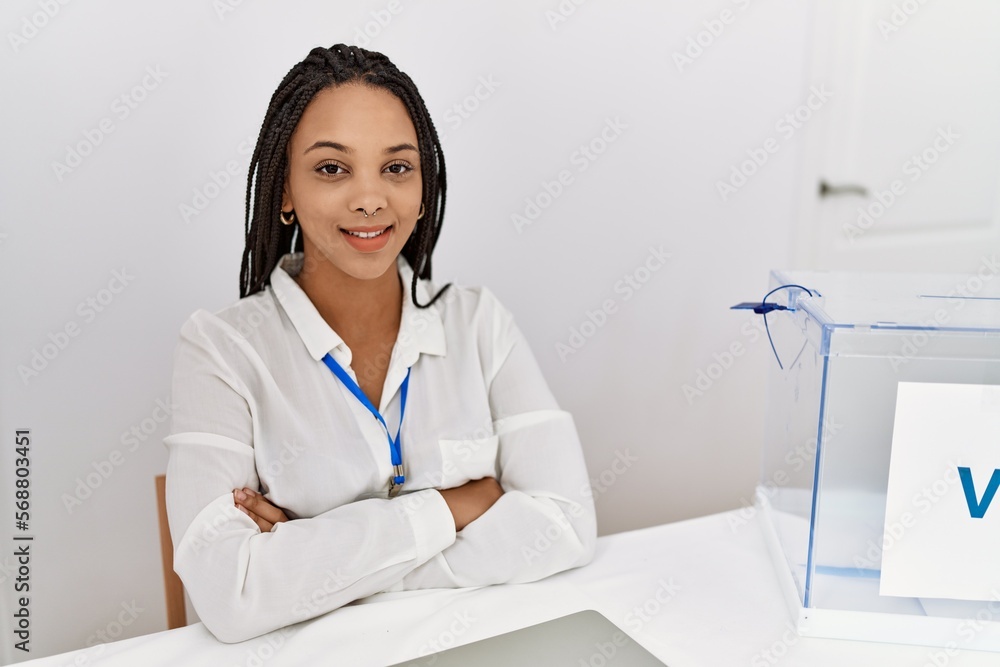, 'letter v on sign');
958,467,1000,519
